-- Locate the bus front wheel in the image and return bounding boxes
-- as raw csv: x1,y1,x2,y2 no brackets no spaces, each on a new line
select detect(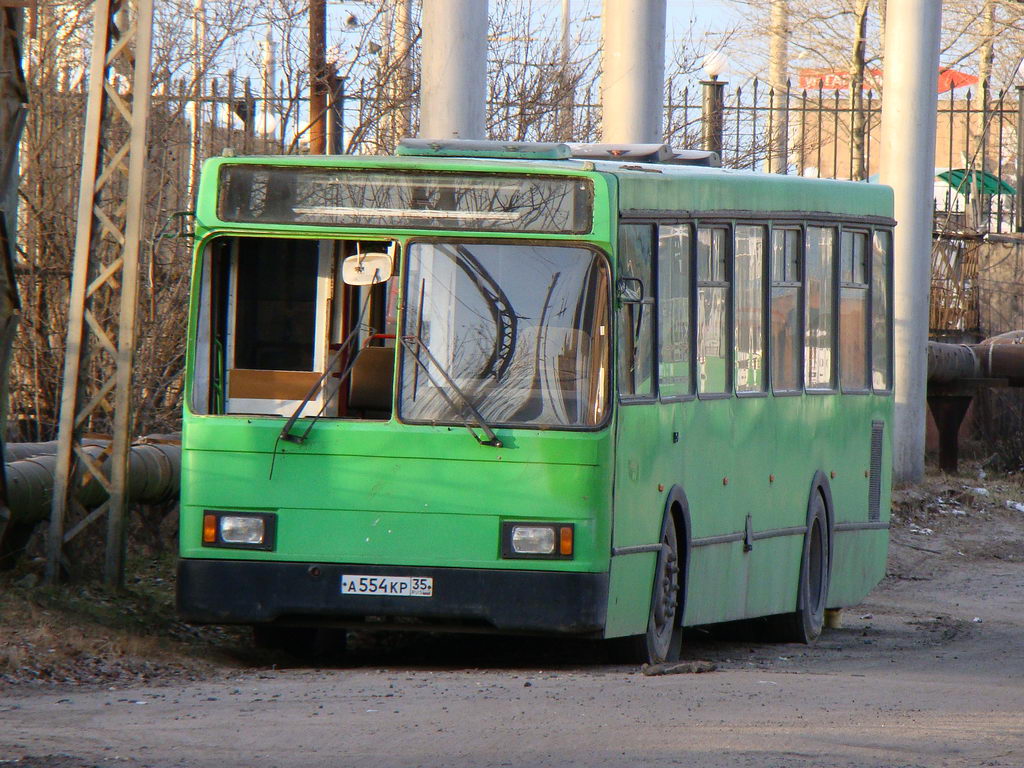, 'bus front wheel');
612,514,684,665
